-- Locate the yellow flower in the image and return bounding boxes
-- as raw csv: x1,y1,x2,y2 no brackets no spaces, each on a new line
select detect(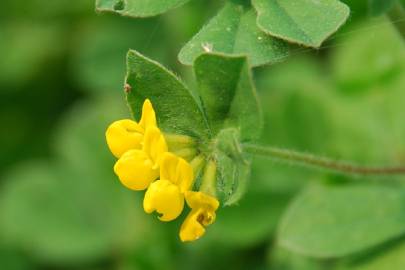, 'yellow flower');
114,126,167,190
179,191,219,242
143,152,194,221
106,99,156,158
143,180,184,221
